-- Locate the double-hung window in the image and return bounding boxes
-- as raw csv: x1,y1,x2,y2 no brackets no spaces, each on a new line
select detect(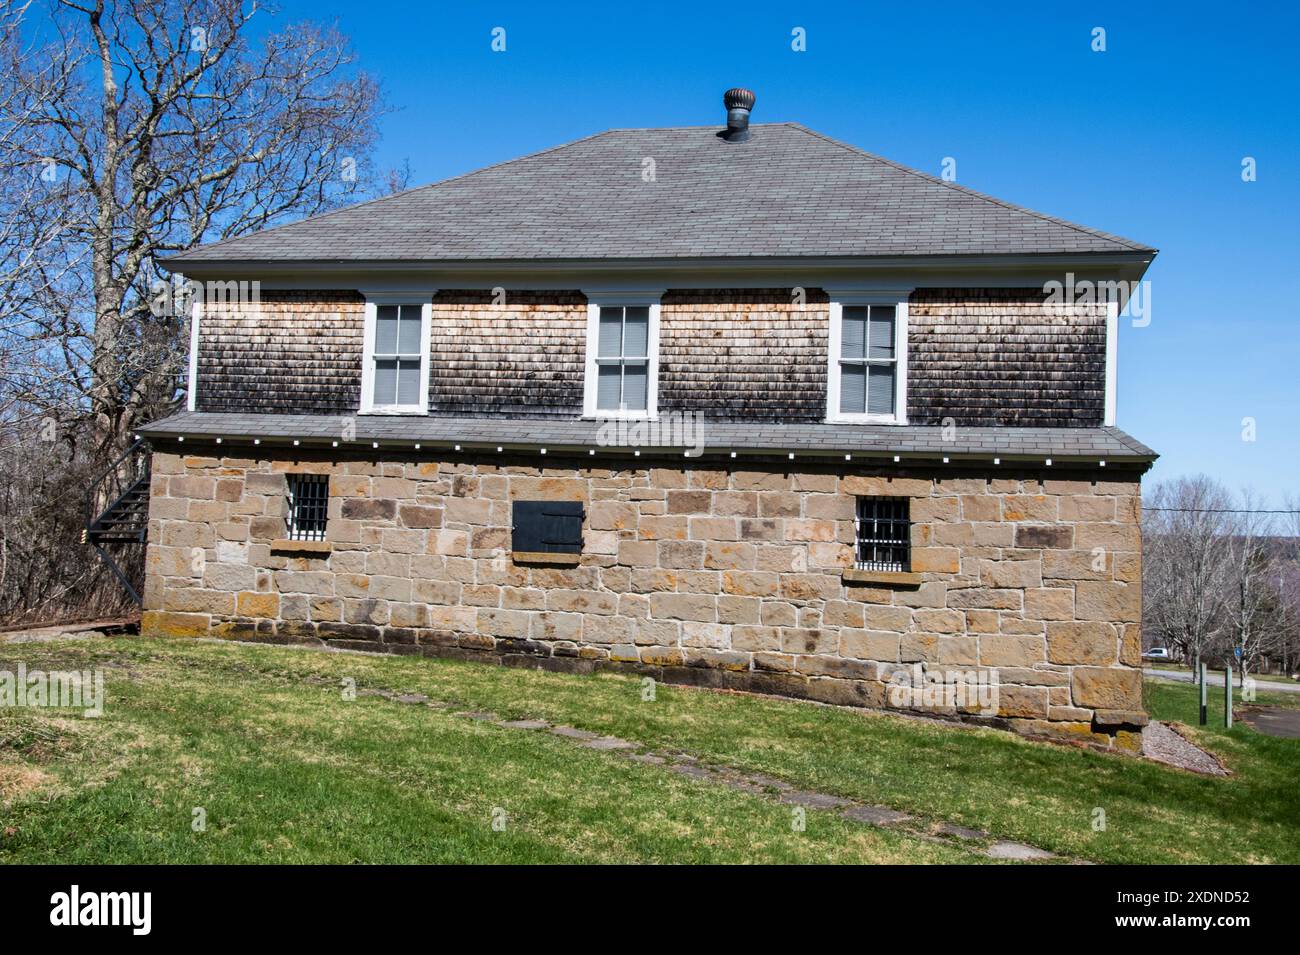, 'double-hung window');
827,296,908,423
361,295,432,413
584,299,660,418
